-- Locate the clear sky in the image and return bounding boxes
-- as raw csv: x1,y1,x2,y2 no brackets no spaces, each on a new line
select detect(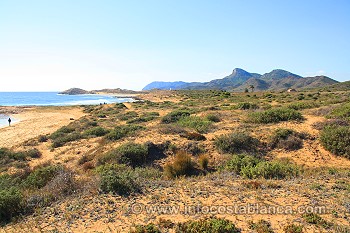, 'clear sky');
0,0,349,91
